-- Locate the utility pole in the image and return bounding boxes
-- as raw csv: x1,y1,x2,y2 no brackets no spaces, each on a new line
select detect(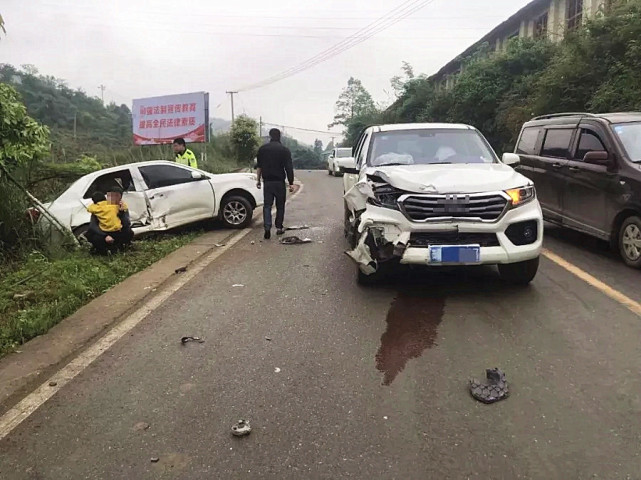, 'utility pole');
73,111,77,140
259,116,262,139
226,91,237,123
98,84,106,105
